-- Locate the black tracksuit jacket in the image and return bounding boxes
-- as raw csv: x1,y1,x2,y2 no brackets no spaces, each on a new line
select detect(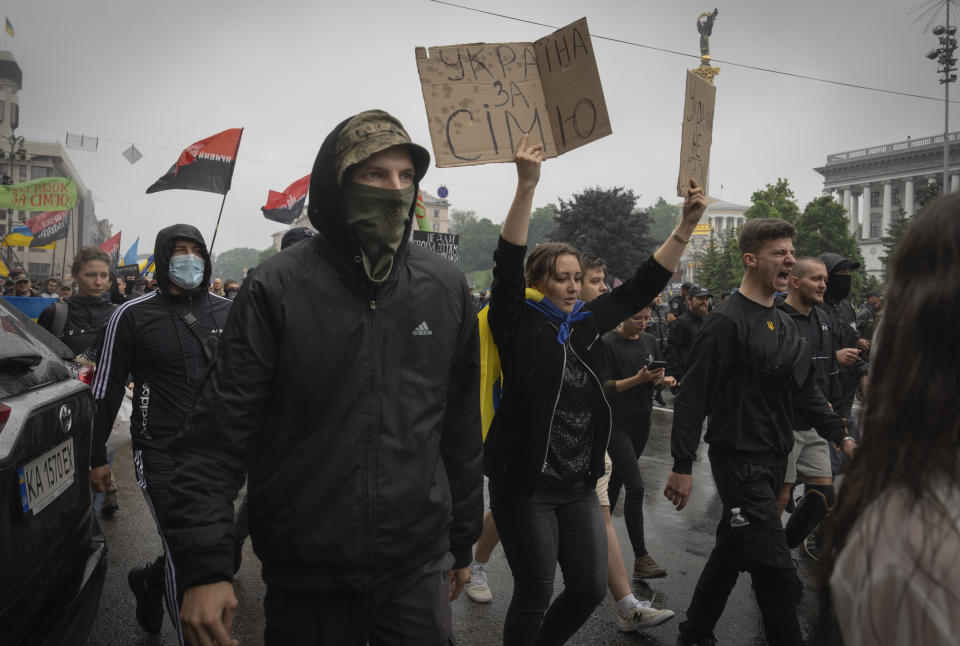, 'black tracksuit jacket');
90,225,231,468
